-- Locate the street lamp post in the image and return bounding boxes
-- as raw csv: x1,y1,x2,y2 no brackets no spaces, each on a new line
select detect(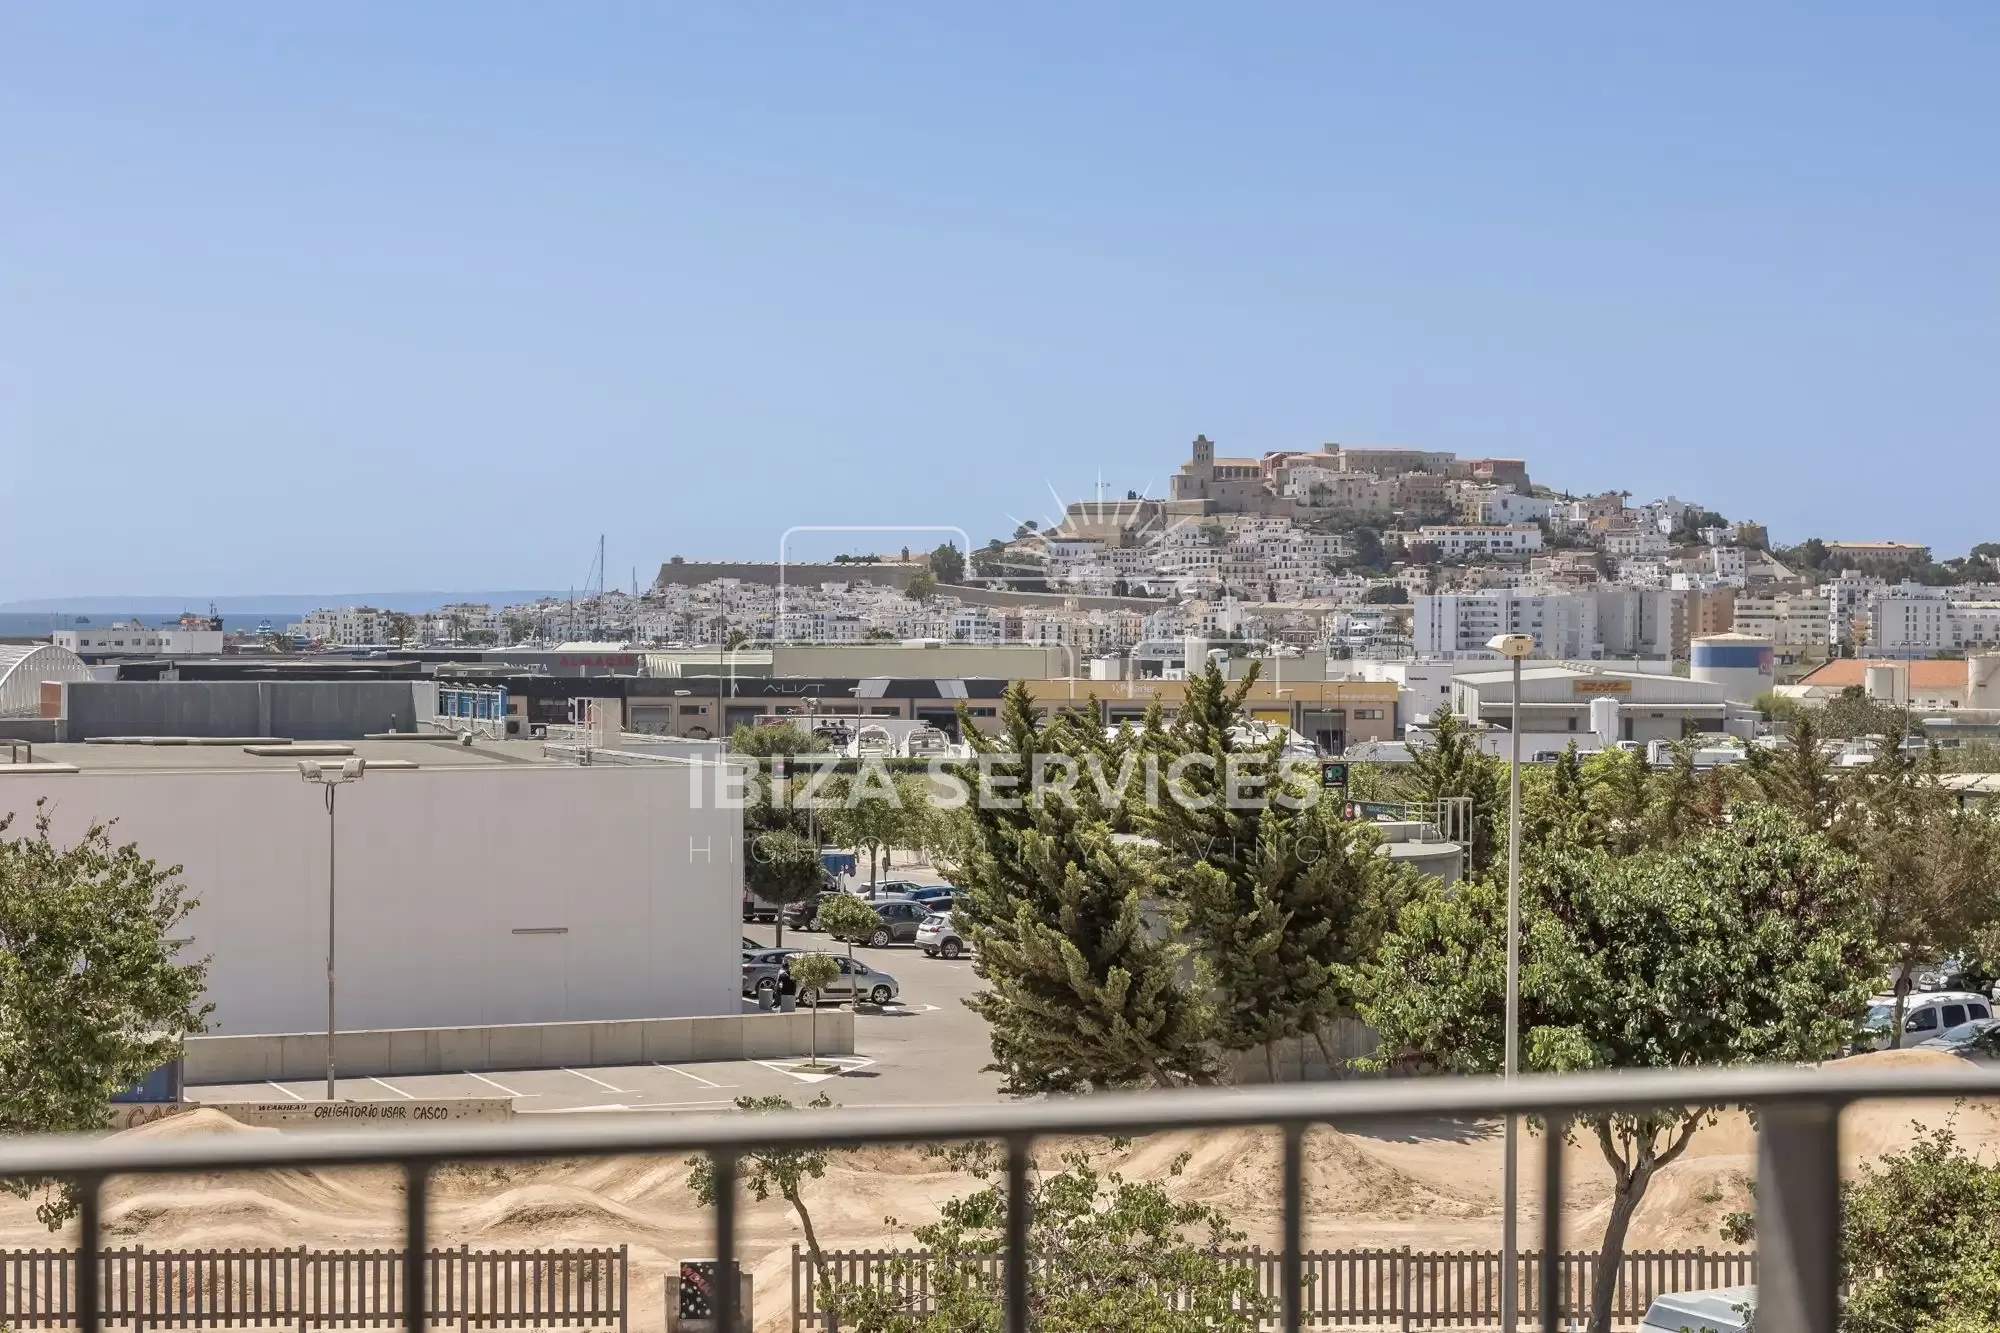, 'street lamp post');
1485,633,1534,1333
299,758,366,1101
